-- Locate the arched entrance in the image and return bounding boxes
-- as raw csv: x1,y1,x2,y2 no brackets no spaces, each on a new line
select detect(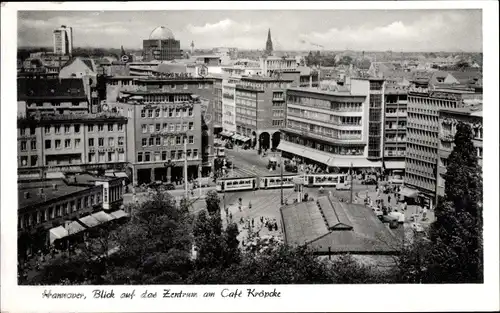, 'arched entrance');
259,132,270,151
271,132,281,150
